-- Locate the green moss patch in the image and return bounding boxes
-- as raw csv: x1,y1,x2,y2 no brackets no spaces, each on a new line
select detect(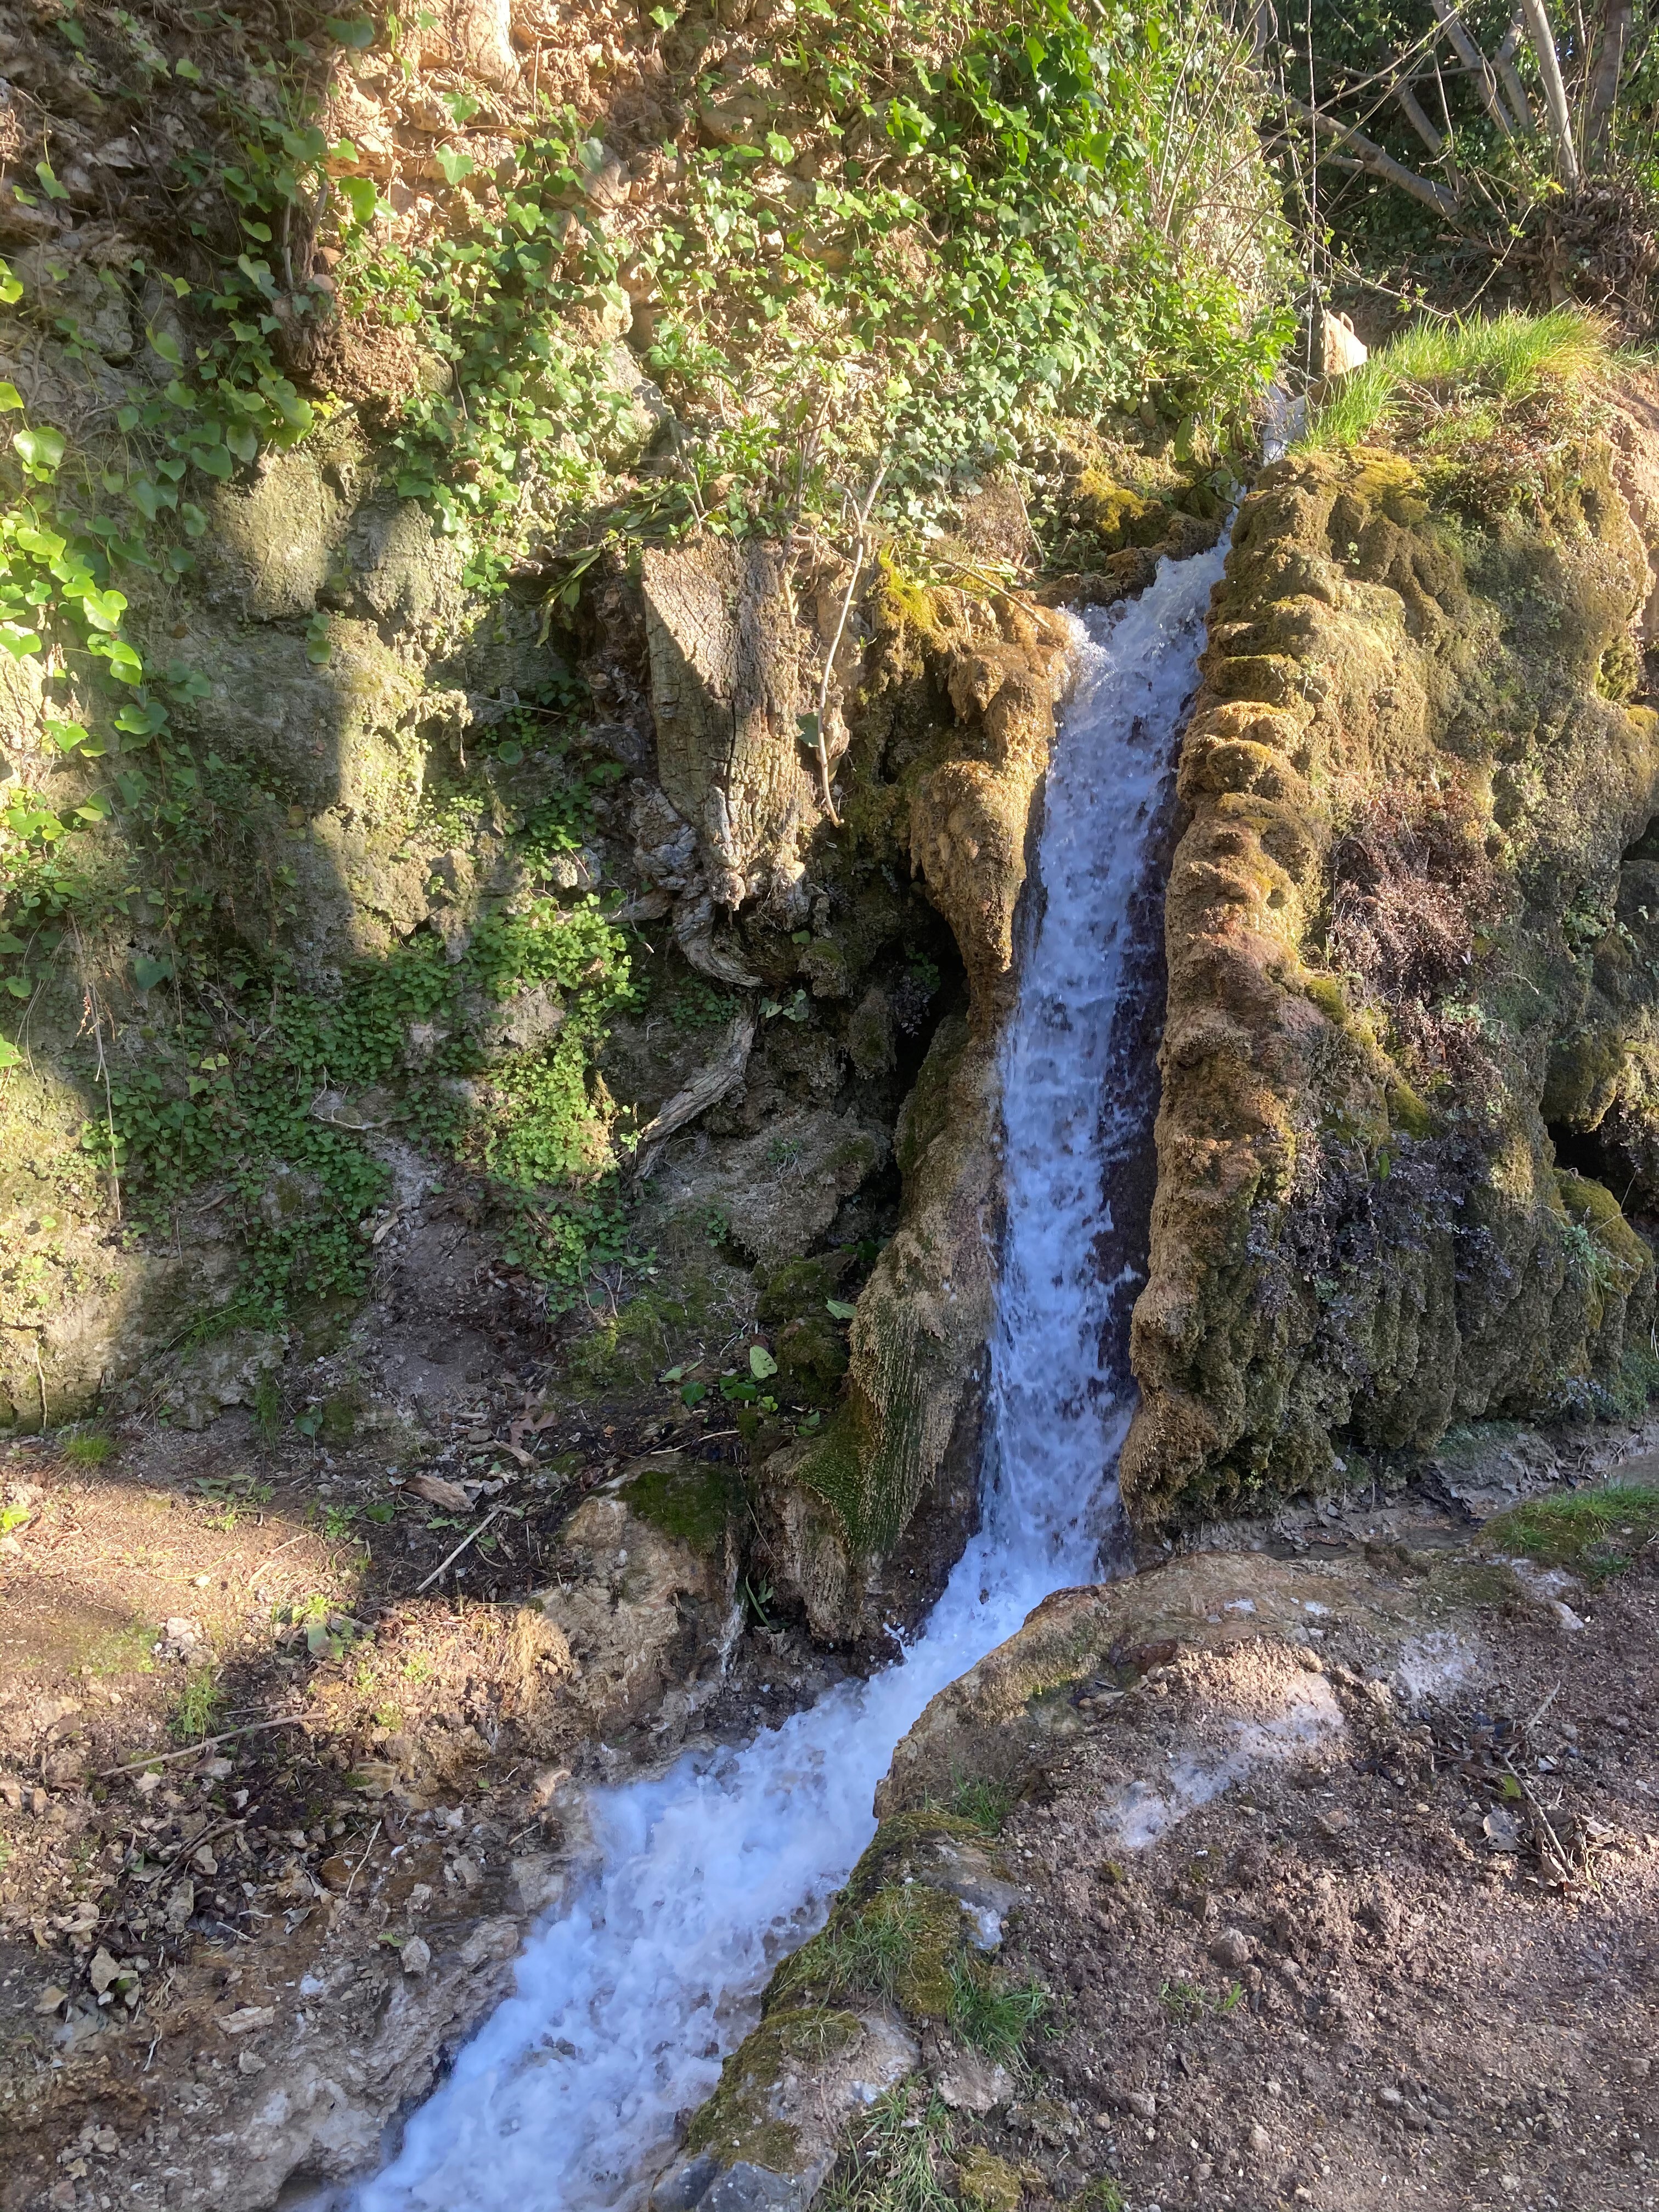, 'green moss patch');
617,1458,737,1557
685,2006,863,2170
